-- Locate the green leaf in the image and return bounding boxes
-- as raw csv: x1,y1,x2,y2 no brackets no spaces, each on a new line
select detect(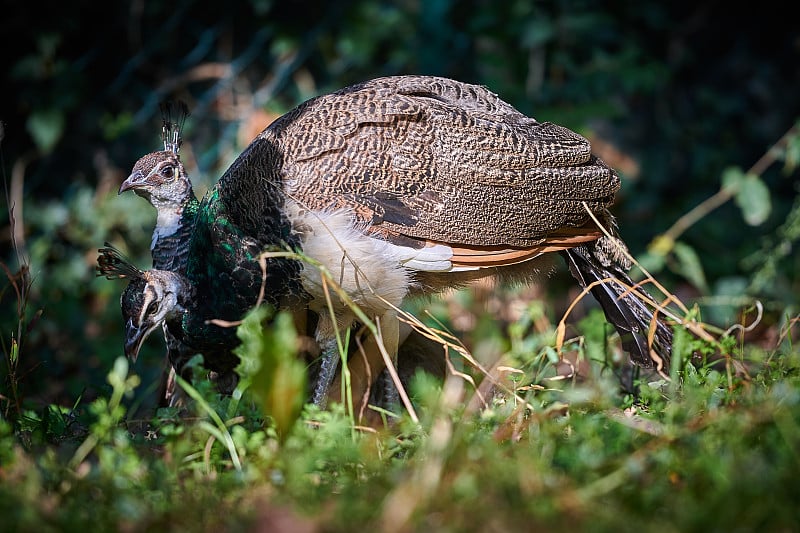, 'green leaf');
233,307,305,441
10,338,18,366
721,167,771,226
577,309,613,364
545,345,560,364
735,174,771,226
634,250,667,279
720,166,746,193
174,375,242,471
672,241,709,293
783,122,800,172
26,109,65,154
707,276,749,326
